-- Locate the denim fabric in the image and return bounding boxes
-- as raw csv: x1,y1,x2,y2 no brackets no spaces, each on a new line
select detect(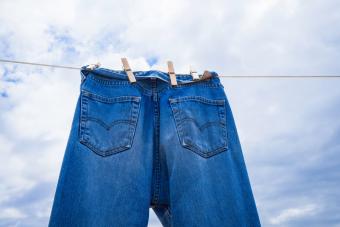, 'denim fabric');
48,66,261,227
